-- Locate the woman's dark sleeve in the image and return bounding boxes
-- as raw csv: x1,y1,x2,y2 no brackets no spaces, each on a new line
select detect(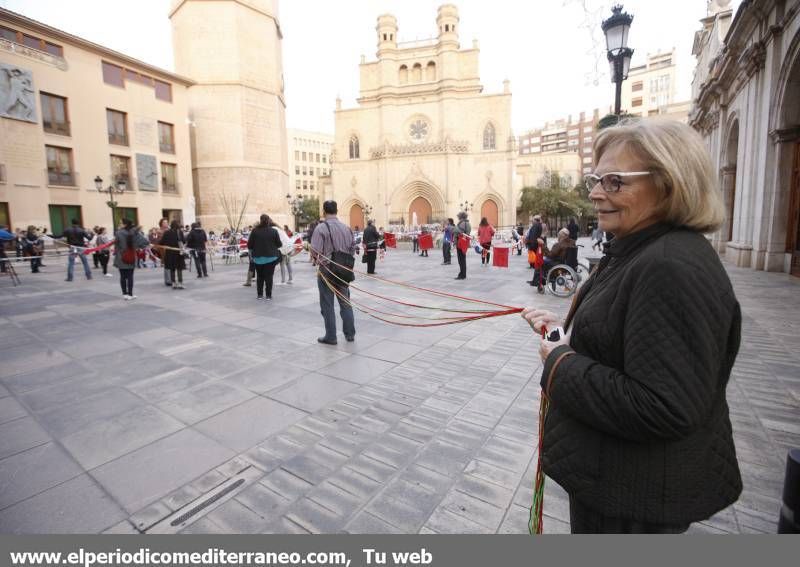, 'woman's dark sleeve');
542,258,736,441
